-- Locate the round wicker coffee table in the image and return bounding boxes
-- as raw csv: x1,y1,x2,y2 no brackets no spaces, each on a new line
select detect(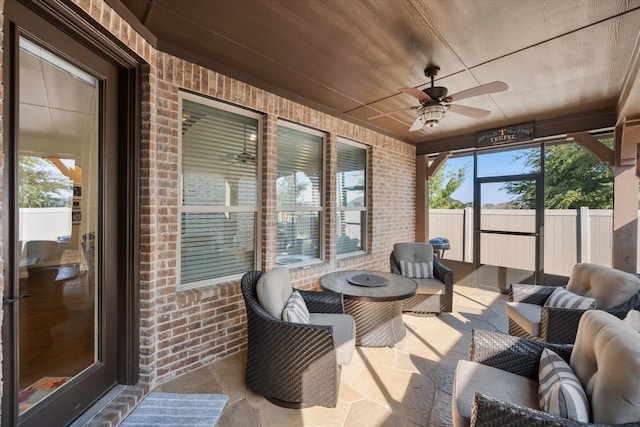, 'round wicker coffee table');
320,270,417,347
